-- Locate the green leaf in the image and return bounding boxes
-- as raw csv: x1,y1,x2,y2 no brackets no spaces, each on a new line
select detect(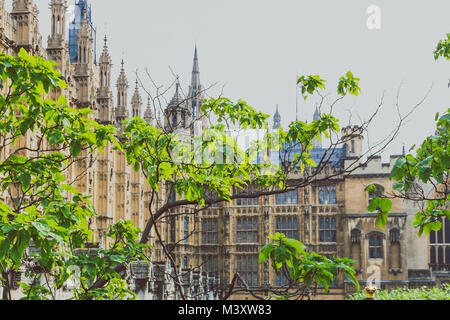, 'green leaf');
110,255,126,263
376,211,389,229
0,237,11,260
18,173,31,191
70,140,83,158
